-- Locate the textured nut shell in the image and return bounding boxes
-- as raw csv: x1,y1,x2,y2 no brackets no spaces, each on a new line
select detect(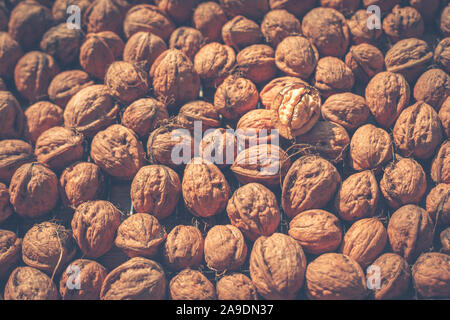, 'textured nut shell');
100,257,167,300
222,16,262,51
216,273,258,300
0,139,34,183
314,56,355,98
249,233,306,300
0,183,12,224
169,27,205,61
4,267,59,300
431,141,450,184
236,44,276,84
0,230,21,279
288,209,342,255
200,128,237,168
321,93,370,131
0,32,23,78
123,32,167,72
193,2,228,42
441,228,450,254
387,204,433,263
83,0,125,35
347,10,382,44
269,0,316,16
235,109,277,147
413,69,450,110
260,76,307,110
261,9,301,47
282,155,341,219
71,200,122,258
24,101,63,144
439,97,450,137
362,0,400,14
412,253,450,298
0,91,24,140
40,23,83,66
434,38,450,74
170,269,216,300
177,100,220,133
219,0,269,20
320,0,360,15
382,6,424,42
426,183,450,227
345,43,385,85
442,5,450,36
155,0,198,24
52,0,92,23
